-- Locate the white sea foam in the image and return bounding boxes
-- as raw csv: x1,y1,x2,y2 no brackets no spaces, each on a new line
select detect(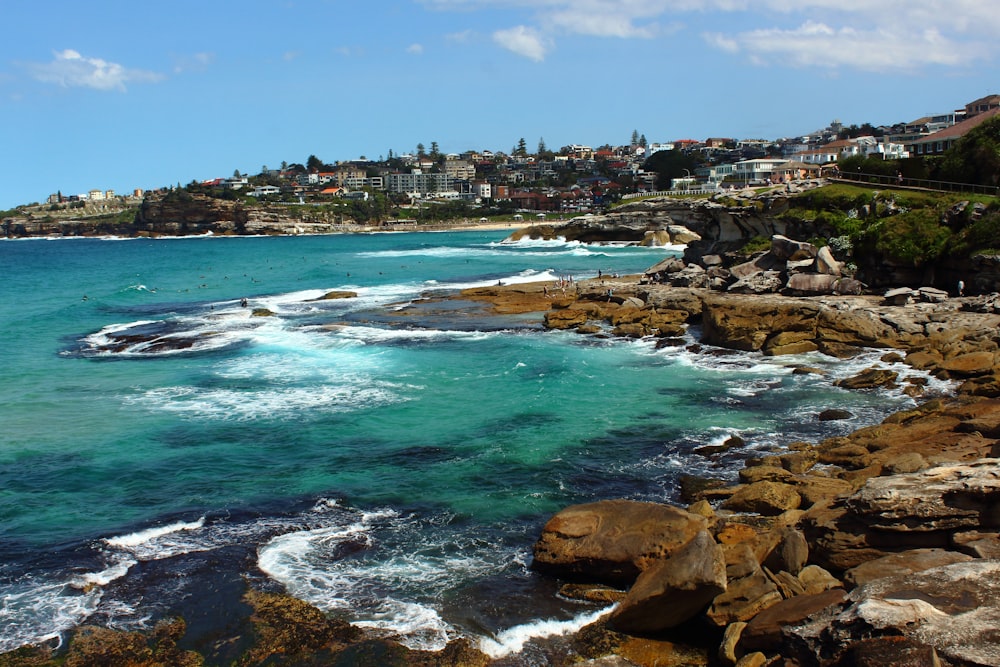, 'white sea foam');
257,507,511,653
353,600,454,651
0,577,103,652
105,518,206,549
478,605,617,658
128,380,403,421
